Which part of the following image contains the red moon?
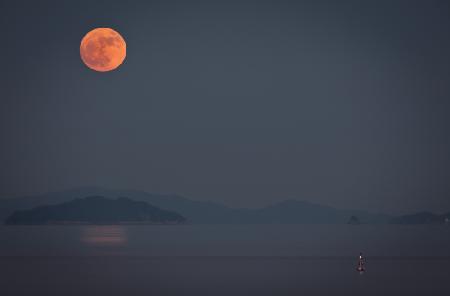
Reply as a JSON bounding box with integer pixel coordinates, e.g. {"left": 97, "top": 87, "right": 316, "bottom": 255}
{"left": 80, "top": 28, "right": 126, "bottom": 72}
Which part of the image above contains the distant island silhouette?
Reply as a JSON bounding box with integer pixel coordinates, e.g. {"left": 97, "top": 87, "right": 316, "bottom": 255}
{"left": 1, "top": 187, "right": 449, "bottom": 225}
{"left": 389, "top": 211, "right": 450, "bottom": 225}
{"left": 347, "top": 215, "right": 361, "bottom": 225}
{"left": 5, "top": 196, "right": 186, "bottom": 225}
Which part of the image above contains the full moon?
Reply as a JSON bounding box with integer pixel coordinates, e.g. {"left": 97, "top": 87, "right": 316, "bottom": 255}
{"left": 80, "top": 28, "right": 126, "bottom": 72}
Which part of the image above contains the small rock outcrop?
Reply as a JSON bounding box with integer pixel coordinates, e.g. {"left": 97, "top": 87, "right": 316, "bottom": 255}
{"left": 348, "top": 215, "right": 361, "bottom": 225}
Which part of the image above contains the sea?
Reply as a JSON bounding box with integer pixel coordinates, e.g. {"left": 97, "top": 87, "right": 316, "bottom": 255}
{"left": 1, "top": 224, "right": 449, "bottom": 295}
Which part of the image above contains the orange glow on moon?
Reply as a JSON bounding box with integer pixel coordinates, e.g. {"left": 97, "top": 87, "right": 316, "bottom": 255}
{"left": 80, "top": 28, "right": 126, "bottom": 72}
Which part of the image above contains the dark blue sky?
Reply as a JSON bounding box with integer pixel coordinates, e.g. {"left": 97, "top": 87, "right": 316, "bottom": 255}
{"left": 1, "top": 0, "right": 450, "bottom": 214}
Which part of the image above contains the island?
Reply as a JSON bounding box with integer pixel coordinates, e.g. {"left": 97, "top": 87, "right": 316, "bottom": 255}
{"left": 389, "top": 211, "right": 450, "bottom": 224}
{"left": 347, "top": 215, "right": 361, "bottom": 225}
{"left": 4, "top": 196, "right": 186, "bottom": 225}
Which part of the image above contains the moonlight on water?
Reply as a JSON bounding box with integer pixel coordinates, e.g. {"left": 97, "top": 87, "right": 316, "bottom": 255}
{"left": 80, "top": 28, "right": 126, "bottom": 72}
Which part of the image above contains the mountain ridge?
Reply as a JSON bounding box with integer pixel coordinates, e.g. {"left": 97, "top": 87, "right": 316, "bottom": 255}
{"left": 5, "top": 196, "right": 186, "bottom": 225}
{"left": 0, "top": 187, "right": 391, "bottom": 224}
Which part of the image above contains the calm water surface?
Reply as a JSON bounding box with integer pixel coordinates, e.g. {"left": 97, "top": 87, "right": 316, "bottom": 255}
{"left": 1, "top": 225, "right": 449, "bottom": 295}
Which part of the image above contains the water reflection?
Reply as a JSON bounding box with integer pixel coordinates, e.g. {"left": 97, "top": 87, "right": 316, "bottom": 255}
{"left": 81, "top": 226, "right": 128, "bottom": 246}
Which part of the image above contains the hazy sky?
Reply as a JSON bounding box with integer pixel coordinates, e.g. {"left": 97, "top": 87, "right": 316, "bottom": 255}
{"left": 1, "top": 0, "right": 450, "bottom": 214}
